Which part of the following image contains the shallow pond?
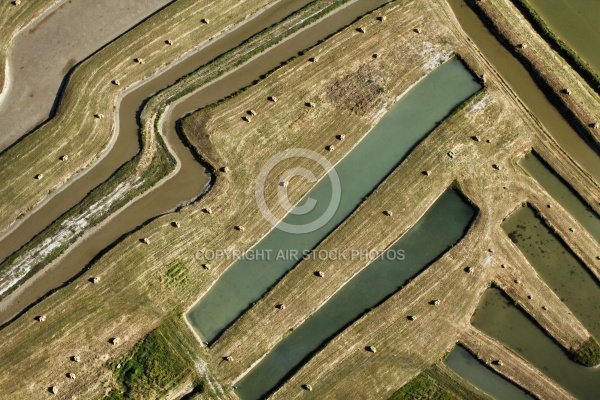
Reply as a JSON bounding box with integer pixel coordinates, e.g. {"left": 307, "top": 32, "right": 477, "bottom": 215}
{"left": 236, "top": 189, "right": 475, "bottom": 399}
{"left": 503, "top": 204, "right": 600, "bottom": 339}
{"left": 520, "top": 152, "right": 600, "bottom": 241}
{"left": 472, "top": 289, "right": 600, "bottom": 399}
{"left": 527, "top": 0, "right": 600, "bottom": 74}
{"left": 187, "top": 58, "right": 481, "bottom": 343}
{"left": 445, "top": 345, "right": 533, "bottom": 400}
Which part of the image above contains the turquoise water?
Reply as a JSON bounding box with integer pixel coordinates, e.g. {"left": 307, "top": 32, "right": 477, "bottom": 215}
{"left": 445, "top": 345, "right": 533, "bottom": 400}
{"left": 236, "top": 189, "right": 475, "bottom": 399}
{"left": 187, "top": 58, "right": 481, "bottom": 343}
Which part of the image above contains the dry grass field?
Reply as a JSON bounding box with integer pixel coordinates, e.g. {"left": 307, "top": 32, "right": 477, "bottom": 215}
{"left": 0, "top": 0, "right": 277, "bottom": 235}
{"left": 0, "top": 0, "right": 597, "bottom": 399}
{"left": 0, "top": 0, "right": 356, "bottom": 303}
{"left": 471, "top": 0, "right": 600, "bottom": 150}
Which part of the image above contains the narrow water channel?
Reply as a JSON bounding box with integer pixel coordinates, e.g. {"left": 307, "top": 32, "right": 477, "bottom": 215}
{"left": 472, "top": 289, "right": 600, "bottom": 400}
{"left": 503, "top": 204, "right": 600, "bottom": 339}
{"left": 445, "top": 345, "right": 533, "bottom": 400}
{"left": 0, "top": 0, "right": 394, "bottom": 323}
{"left": 526, "top": 0, "right": 600, "bottom": 75}
{"left": 447, "top": 0, "right": 600, "bottom": 182}
{"left": 0, "top": 0, "right": 318, "bottom": 267}
{"left": 187, "top": 58, "right": 482, "bottom": 343}
{"left": 520, "top": 152, "right": 600, "bottom": 241}
{"left": 235, "top": 189, "right": 475, "bottom": 400}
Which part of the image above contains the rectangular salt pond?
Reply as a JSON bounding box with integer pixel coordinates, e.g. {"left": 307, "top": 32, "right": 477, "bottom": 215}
{"left": 235, "top": 189, "right": 475, "bottom": 399}
{"left": 187, "top": 58, "right": 481, "bottom": 343}
{"left": 503, "top": 204, "right": 600, "bottom": 339}
{"left": 520, "top": 152, "right": 600, "bottom": 241}
{"left": 445, "top": 345, "right": 533, "bottom": 400}
{"left": 472, "top": 289, "right": 600, "bottom": 400}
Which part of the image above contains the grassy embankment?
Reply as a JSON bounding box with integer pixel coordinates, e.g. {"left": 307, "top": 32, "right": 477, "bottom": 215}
{"left": 571, "top": 337, "right": 600, "bottom": 367}
{"left": 389, "top": 364, "right": 492, "bottom": 400}
{"left": 105, "top": 316, "right": 209, "bottom": 399}
{"left": 0, "top": 0, "right": 277, "bottom": 235}
{"left": 510, "top": 0, "right": 600, "bottom": 93}
{"left": 468, "top": 0, "right": 600, "bottom": 151}
{"left": 0, "top": 0, "right": 357, "bottom": 301}
{"left": 488, "top": 283, "right": 600, "bottom": 368}
{"left": 0, "top": 0, "right": 596, "bottom": 398}
{"left": 487, "top": 192, "right": 600, "bottom": 367}
{"left": 461, "top": 326, "right": 575, "bottom": 399}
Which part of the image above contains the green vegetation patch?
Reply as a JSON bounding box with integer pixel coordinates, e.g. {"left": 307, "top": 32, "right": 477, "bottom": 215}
{"left": 571, "top": 336, "right": 600, "bottom": 367}
{"left": 110, "top": 323, "right": 198, "bottom": 399}
{"left": 390, "top": 364, "right": 491, "bottom": 400}
{"left": 163, "top": 261, "right": 189, "bottom": 288}
{"left": 391, "top": 373, "right": 457, "bottom": 400}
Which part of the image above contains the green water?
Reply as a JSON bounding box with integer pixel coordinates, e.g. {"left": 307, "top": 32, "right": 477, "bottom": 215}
{"left": 504, "top": 204, "right": 600, "bottom": 339}
{"left": 445, "top": 346, "right": 533, "bottom": 400}
{"left": 472, "top": 289, "right": 600, "bottom": 399}
{"left": 187, "top": 58, "right": 481, "bottom": 343}
{"left": 236, "top": 189, "right": 475, "bottom": 399}
{"left": 527, "top": 0, "right": 600, "bottom": 75}
{"left": 520, "top": 152, "right": 600, "bottom": 241}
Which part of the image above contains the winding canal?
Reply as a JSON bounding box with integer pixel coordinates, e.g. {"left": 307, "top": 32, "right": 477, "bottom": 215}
{"left": 0, "top": 0, "right": 393, "bottom": 323}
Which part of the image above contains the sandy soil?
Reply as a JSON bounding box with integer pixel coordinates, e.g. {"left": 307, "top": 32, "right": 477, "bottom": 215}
{"left": 0, "top": 0, "right": 172, "bottom": 151}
